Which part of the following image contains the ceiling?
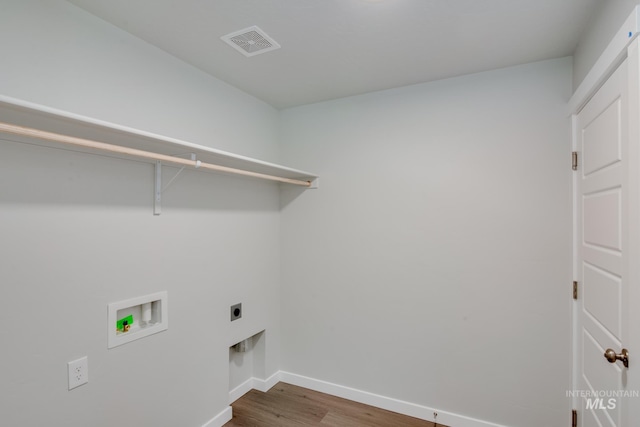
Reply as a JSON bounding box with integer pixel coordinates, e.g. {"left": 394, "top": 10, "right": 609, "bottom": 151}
{"left": 66, "top": 0, "right": 599, "bottom": 109}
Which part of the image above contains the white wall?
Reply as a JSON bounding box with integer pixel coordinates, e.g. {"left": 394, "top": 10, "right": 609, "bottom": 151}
{"left": 0, "top": 1, "right": 281, "bottom": 426}
{"left": 279, "top": 58, "right": 573, "bottom": 427}
{"left": 0, "top": 0, "right": 279, "bottom": 162}
{"left": 0, "top": 1, "right": 580, "bottom": 426}
{"left": 573, "top": 0, "right": 640, "bottom": 90}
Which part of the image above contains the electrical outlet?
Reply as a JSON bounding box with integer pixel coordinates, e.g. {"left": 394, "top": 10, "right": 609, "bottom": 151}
{"left": 68, "top": 356, "right": 88, "bottom": 390}
{"left": 230, "top": 303, "right": 242, "bottom": 321}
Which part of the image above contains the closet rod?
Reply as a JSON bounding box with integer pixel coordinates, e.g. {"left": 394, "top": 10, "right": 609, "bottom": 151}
{"left": 0, "top": 121, "right": 312, "bottom": 187}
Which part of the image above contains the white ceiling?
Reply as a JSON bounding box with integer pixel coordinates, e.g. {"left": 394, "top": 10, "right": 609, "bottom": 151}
{"left": 66, "top": 0, "right": 599, "bottom": 109}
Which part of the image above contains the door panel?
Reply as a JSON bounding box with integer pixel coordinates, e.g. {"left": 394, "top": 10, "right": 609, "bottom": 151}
{"left": 583, "top": 263, "right": 621, "bottom": 338}
{"left": 582, "top": 99, "right": 622, "bottom": 176}
{"left": 582, "top": 245, "right": 621, "bottom": 275}
{"left": 583, "top": 190, "right": 621, "bottom": 251}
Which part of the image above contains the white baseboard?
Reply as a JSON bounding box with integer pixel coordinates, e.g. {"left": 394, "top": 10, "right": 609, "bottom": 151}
{"left": 253, "top": 371, "right": 282, "bottom": 392}
{"left": 229, "top": 378, "right": 254, "bottom": 404}
{"left": 201, "top": 405, "right": 232, "bottom": 427}
{"left": 229, "top": 371, "right": 282, "bottom": 404}
{"left": 279, "top": 371, "right": 509, "bottom": 427}
{"left": 226, "top": 370, "right": 507, "bottom": 427}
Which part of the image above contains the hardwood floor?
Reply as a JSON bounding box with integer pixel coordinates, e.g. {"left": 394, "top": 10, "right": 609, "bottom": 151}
{"left": 224, "top": 382, "right": 444, "bottom": 427}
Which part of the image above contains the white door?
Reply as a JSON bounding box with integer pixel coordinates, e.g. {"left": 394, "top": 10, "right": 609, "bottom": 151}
{"left": 574, "top": 39, "right": 640, "bottom": 427}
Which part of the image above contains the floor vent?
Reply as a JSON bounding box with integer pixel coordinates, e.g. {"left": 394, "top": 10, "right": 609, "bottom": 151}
{"left": 221, "top": 26, "right": 281, "bottom": 57}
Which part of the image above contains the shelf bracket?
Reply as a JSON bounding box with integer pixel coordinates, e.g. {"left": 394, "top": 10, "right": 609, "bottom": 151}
{"left": 154, "top": 153, "right": 198, "bottom": 216}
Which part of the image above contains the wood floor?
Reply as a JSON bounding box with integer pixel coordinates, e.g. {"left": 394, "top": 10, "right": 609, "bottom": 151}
{"left": 224, "top": 382, "right": 444, "bottom": 427}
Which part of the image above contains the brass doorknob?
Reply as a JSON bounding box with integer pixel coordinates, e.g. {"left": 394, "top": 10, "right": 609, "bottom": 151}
{"left": 604, "top": 348, "right": 629, "bottom": 368}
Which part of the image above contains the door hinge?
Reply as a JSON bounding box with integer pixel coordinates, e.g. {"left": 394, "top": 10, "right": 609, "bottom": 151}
{"left": 572, "top": 409, "right": 577, "bottom": 427}
{"left": 572, "top": 151, "right": 578, "bottom": 171}
{"left": 573, "top": 281, "right": 578, "bottom": 300}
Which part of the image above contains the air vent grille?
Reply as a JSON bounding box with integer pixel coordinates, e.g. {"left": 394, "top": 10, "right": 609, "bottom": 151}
{"left": 221, "top": 26, "right": 281, "bottom": 57}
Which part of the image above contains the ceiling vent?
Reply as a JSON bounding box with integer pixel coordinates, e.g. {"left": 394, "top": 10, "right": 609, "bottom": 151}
{"left": 221, "top": 26, "right": 281, "bottom": 57}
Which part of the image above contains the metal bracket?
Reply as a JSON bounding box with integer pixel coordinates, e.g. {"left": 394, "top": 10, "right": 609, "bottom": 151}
{"left": 154, "top": 153, "right": 197, "bottom": 216}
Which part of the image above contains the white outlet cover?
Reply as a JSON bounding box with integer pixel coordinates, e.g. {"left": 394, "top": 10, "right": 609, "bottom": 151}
{"left": 68, "top": 356, "right": 88, "bottom": 390}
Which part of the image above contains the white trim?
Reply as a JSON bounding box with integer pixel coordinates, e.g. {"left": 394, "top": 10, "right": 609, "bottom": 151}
{"left": 229, "top": 378, "right": 255, "bottom": 404}
{"left": 201, "top": 406, "right": 232, "bottom": 427}
{"left": 253, "top": 371, "right": 282, "bottom": 392}
{"left": 569, "top": 6, "right": 640, "bottom": 114}
{"left": 227, "top": 370, "right": 508, "bottom": 426}
{"left": 229, "top": 372, "right": 282, "bottom": 404}
{"left": 571, "top": 113, "right": 579, "bottom": 413}
{"left": 624, "top": 37, "right": 640, "bottom": 425}
{"left": 279, "top": 371, "right": 509, "bottom": 427}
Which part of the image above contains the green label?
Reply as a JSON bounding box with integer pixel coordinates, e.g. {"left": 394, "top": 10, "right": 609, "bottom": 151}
{"left": 116, "top": 314, "right": 134, "bottom": 331}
